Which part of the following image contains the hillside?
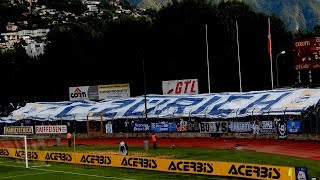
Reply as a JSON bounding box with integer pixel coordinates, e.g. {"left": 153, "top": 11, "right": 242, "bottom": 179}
{"left": 128, "top": 0, "right": 320, "bottom": 32}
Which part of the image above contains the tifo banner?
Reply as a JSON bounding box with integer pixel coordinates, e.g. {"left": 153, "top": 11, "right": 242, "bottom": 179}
{"left": 98, "top": 84, "right": 130, "bottom": 100}
{"left": 9, "top": 88, "right": 320, "bottom": 121}
{"left": 176, "top": 118, "right": 188, "bottom": 132}
{"left": 200, "top": 122, "right": 228, "bottom": 133}
{"left": 105, "top": 122, "right": 113, "bottom": 133}
{"left": 187, "top": 119, "right": 200, "bottom": 132}
{"left": 69, "top": 86, "right": 99, "bottom": 101}
{"left": 259, "top": 121, "right": 276, "bottom": 134}
{"left": 162, "top": 79, "right": 199, "bottom": 95}
{"left": 228, "top": 121, "right": 253, "bottom": 133}
{"left": 35, "top": 125, "right": 67, "bottom": 134}
{"left": 0, "top": 148, "right": 296, "bottom": 180}
{"left": 151, "top": 121, "right": 176, "bottom": 133}
{"left": 277, "top": 120, "right": 287, "bottom": 139}
{"left": 287, "top": 120, "right": 301, "bottom": 133}
{"left": 4, "top": 126, "right": 34, "bottom": 134}
{"left": 133, "top": 122, "right": 150, "bottom": 132}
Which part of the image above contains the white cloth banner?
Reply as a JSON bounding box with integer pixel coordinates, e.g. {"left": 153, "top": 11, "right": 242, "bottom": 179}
{"left": 8, "top": 88, "right": 320, "bottom": 121}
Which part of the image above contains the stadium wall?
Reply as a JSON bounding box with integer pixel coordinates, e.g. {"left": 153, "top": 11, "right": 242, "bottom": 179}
{"left": 24, "top": 132, "right": 320, "bottom": 141}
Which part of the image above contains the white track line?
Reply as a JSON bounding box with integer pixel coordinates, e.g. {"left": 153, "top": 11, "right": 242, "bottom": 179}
{"left": 0, "top": 172, "right": 52, "bottom": 179}
{"left": 0, "top": 163, "right": 134, "bottom": 180}
{"left": 31, "top": 168, "right": 135, "bottom": 180}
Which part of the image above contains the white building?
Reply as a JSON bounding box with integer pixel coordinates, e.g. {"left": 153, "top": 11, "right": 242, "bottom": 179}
{"left": 18, "top": 29, "right": 50, "bottom": 38}
{"left": 87, "top": 4, "right": 98, "bottom": 12}
{"left": 23, "top": 42, "right": 45, "bottom": 57}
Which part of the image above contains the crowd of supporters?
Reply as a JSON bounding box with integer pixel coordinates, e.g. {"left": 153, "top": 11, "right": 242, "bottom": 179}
{"left": 0, "top": 101, "right": 27, "bottom": 117}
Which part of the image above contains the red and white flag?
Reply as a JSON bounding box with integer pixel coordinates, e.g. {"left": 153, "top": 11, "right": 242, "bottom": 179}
{"left": 268, "top": 17, "right": 274, "bottom": 89}
{"left": 268, "top": 17, "right": 272, "bottom": 55}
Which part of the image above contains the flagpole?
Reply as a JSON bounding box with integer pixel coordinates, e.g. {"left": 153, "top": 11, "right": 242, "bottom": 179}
{"left": 205, "top": 24, "right": 211, "bottom": 93}
{"left": 236, "top": 21, "right": 242, "bottom": 92}
{"left": 268, "top": 18, "right": 274, "bottom": 89}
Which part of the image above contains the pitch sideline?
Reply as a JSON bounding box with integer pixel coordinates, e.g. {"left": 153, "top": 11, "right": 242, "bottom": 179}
{"left": 0, "top": 162, "right": 134, "bottom": 180}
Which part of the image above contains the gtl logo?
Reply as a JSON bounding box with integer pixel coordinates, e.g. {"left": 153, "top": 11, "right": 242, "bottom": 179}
{"left": 167, "top": 80, "right": 197, "bottom": 94}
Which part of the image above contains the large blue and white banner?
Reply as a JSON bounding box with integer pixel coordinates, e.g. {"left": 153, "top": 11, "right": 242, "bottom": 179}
{"left": 7, "top": 88, "right": 320, "bottom": 121}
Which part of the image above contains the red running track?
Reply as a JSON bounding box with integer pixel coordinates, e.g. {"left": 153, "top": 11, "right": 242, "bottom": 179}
{"left": 46, "top": 138, "right": 320, "bottom": 161}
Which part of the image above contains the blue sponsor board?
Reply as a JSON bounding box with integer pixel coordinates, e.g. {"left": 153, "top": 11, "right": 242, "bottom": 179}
{"left": 287, "top": 120, "right": 301, "bottom": 133}
{"left": 151, "top": 121, "right": 177, "bottom": 133}
{"left": 133, "top": 122, "right": 151, "bottom": 132}
{"left": 228, "top": 121, "right": 253, "bottom": 133}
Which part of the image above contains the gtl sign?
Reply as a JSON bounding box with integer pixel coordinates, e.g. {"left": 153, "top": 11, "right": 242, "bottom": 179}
{"left": 163, "top": 79, "right": 198, "bottom": 95}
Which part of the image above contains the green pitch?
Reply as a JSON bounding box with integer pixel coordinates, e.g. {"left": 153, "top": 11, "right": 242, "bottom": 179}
{"left": 0, "top": 145, "right": 319, "bottom": 179}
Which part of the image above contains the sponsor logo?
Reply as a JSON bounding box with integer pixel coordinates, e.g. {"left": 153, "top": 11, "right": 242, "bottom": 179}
{"left": 168, "top": 161, "right": 214, "bottom": 173}
{"left": 71, "top": 88, "right": 86, "bottom": 98}
{"left": 0, "top": 149, "right": 9, "bottom": 156}
{"left": 4, "top": 126, "right": 33, "bottom": 134}
{"left": 228, "top": 164, "right": 280, "bottom": 179}
{"left": 45, "top": 152, "right": 72, "bottom": 162}
{"left": 15, "top": 150, "right": 38, "bottom": 160}
{"left": 165, "top": 80, "right": 197, "bottom": 94}
{"left": 80, "top": 155, "right": 111, "bottom": 165}
{"left": 35, "top": 125, "right": 67, "bottom": 134}
{"left": 121, "top": 157, "right": 157, "bottom": 169}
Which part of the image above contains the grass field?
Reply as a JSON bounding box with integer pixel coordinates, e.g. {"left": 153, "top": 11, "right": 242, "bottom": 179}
{"left": 0, "top": 145, "right": 319, "bottom": 179}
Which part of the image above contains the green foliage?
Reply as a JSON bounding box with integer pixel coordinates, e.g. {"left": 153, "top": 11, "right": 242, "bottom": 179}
{"left": 134, "top": 0, "right": 320, "bottom": 32}
{"left": 0, "top": 44, "right": 32, "bottom": 65}
{"left": 0, "top": 1, "right": 29, "bottom": 23}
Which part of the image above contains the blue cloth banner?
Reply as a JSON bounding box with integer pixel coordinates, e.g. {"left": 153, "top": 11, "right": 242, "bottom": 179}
{"left": 151, "top": 121, "right": 176, "bottom": 133}
{"left": 287, "top": 120, "right": 301, "bottom": 133}
{"left": 133, "top": 122, "right": 151, "bottom": 132}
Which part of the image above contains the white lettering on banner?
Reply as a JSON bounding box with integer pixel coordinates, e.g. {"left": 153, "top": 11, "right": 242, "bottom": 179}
{"left": 162, "top": 79, "right": 199, "bottom": 95}
{"left": 200, "top": 122, "right": 228, "bottom": 133}
{"left": 228, "top": 122, "right": 252, "bottom": 132}
{"left": 10, "top": 89, "right": 320, "bottom": 121}
{"left": 260, "top": 121, "right": 273, "bottom": 130}
{"left": 259, "top": 121, "right": 276, "bottom": 134}
{"left": 35, "top": 125, "right": 67, "bottom": 134}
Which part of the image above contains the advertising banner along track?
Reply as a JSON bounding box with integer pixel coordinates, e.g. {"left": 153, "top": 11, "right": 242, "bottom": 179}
{"left": 0, "top": 148, "right": 296, "bottom": 180}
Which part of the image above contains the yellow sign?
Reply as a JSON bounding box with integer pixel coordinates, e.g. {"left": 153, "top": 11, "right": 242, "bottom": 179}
{"left": 98, "top": 84, "right": 130, "bottom": 89}
{"left": 0, "top": 148, "right": 295, "bottom": 180}
{"left": 4, "top": 126, "right": 34, "bottom": 134}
